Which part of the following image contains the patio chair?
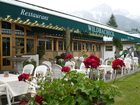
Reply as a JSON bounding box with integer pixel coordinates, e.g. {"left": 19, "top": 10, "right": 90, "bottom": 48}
{"left": 42, "top": 61, "right": 52, "bottom": 70}
{"left": 33, "top": 65, "right": 49, "bottom": 78}
{"left": 51, "top": 64, "right": 63, "bottom": 80}
{"left": 124, "top": 58, "right": 132, "bottom": 73}
{"left": 77, "top": 62, "right": 89, "bottom": 75}
{"left": 0, "top": 84, "right": 11, "bottom": 105}
{"left": 65, "top": 61, "right": 75, "bottom": 70}
{"left": 22, "top": 64, "right": 34, "bottom": 75}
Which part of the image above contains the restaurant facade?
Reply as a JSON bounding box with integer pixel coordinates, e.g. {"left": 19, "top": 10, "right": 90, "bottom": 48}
{"left": 0, "top": 0, "right": 140, "bottom": 70}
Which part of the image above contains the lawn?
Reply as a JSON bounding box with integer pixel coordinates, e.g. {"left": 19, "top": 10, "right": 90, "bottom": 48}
{"left": 112, "top": 71, "right": 140, "bottom": 105}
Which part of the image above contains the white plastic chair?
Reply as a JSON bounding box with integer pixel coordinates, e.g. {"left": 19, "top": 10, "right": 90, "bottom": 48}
{"left": 124, "top": 58, "right": 132, "bottom": 73}
{"left": 42, "top": 61, "right": 52, "bottom": 70}
{"left": 79, "top": 57, "right": 84, "bottom": 61}
{"left": 0, "top": 84, "right": 11, "bottom": 105}
{"left": 74, "top": 56, "right": 79, "bottom": 60}
{"left": 65, "top": 61, "right": 75, "bottom": 70}
{"left": 33, "top": 65, "right": 49, "bottom": 77}
{"left": 133, "top": 57, "right": 139, "bottom": 70}
{"left": 22, "top": 64, "right": 34, "bottom": 75}
{"left": 77, "top": 62, "right": 89, "bottom": 74}
{"left": 51, "top": 64, "right": 63, "bottom": 79}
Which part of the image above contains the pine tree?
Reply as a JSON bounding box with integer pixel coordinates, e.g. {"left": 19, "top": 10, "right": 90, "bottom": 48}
{"left": 107, "top": 14, "right": 122, "bottom": 59}
{"left": 107, "top": 14, "right": 118, "bottom": 28}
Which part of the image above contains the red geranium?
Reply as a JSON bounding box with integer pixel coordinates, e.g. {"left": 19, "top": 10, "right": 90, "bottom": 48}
{"left": 19, "top": 98, "right": 28, "bottom": 105}
{"left": 35, "top": 95, "right": 43, "bottom": 104}
{"left": 18, "top": 73, "right": 30, "bottom": 81}
{"left": 61, "top": 66, "right": 71, "bottom": 72}
{"left": 112, "top": 59, "right": 125, "bottom": 70}
{"left": 64, "top": 53, "right": 73, "bottom": 60}
{"left": 83, "top": 54, "right": 100, "bottom": 69}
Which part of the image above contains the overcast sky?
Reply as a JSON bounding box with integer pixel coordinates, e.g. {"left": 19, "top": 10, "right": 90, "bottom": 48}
{"left": 19, "top": 0, "right": 140, "bottom": 16}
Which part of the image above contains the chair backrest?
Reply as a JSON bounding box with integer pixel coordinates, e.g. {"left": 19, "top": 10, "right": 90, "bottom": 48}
{"left": 79, "top": 57, "right": 84, "bottom": 61}
{"left": 100, "top": 58, "right": 104, "bottom": 65}
{"left": 74, "top": 56, "right": 79, "bottom": 60}
{"left": 105, "top": 59, "right": 113, "bottom": 65}
{"left": 124, "top": 58, "right": 132, "bottom": 69}
{"left": 42, "top": 61, "right": 52, "bottom": 70}
{"left": 33, "top": 65, "right": 48, "bottom": 77}
{"left": 65, "top": 61, "right": 75, "bottom": 70}
{"left": 22, "top": 64, "right": 34, "bottom": 74}
{"left": 80, "top": 62, "right": 86, "bottom": 70}
{"left": 0, "top": 84, "right": 11, "bottom": 105}
{"left": 51, "top": 64, "right": 63, "bottom": 79}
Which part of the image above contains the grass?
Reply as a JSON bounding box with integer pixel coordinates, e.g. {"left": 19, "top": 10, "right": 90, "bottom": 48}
{"left": 111, "top": 71, "right": 140, "bottom": 105}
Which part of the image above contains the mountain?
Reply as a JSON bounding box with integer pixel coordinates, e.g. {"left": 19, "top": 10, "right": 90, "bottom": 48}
{"left": 115, "top": 15, "right": 140, "bottom": 31}
{"left": 70, "top": 4, "right": 140, "bottom": 32}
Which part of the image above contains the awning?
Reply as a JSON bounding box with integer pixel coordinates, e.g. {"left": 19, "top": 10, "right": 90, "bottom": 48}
{"left": 0, "top": 0, "right": 140, "bottom": 43}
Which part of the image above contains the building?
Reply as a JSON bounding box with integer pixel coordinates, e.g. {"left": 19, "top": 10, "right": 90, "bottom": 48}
{"left": 0, "top": 0, "right": 140, "bottom": 70}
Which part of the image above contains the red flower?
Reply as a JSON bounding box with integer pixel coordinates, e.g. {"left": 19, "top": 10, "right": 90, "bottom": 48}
{"left": 18, "top": 73, "right": 30, "bottom": 81}
{"left": 64, "top": 53, "right": 73, "bottom": 60}
{"left": 112, "top": 59, "right": 125, "bottom": 70}
{"left": 61, "top": 66, "right": 71, "bottom": 72}
{"left": 35, "top": 95, "right": 43, "bottom": 104}
{"left": 19, "top": 98, "right": 28, "bottom": 105}
{"left": 83, "top": 54, "right": 100, "bottom": 69}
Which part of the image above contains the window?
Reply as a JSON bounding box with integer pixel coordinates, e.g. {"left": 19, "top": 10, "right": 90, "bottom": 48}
{"left": 58, "top": 40, "right": 63, "bottom": 50}
{"left": 46, "top": 39, "right": 52, "bottom": 50}
{"left": 15, "top": 25, "right": 24, "bottom": 36}
{"left": 105, "top": 46, "right": 113, "bottom": 51}
{"left": 86, "top": 43, "right": 92, "bottom": 51}
{"left": 77, "top": 42, "right": 81, "bottom": 50}
{"left": 27, "top": 29, "right": 34, "bottom": 37}
{"left": 53, "top": 39, "right": 57, "bottom": 51}
{"left": 96, "top": 45, "right": 101, "bottom": 52}
{"left": 74, "top": 42, "right": 77, "bottom": 51}
{"left": 27, "top": 39, "right": 34, "bottom": 54}
{"left": 2, "top": 21, "right": 11, "bottom": 34}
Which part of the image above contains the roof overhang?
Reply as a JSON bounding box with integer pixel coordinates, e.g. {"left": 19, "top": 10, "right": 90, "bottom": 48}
{"left": 0, "top": 0, "right": 140, "bottom": 43}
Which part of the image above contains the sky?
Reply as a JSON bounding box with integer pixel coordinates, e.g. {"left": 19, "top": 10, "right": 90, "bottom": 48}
{"left": 19, "top": 0, "right": 140, "bottom": 16}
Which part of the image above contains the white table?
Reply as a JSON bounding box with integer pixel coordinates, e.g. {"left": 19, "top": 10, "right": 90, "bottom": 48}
{"left": 0, "top": 74, "right": 29, "bottom": 98}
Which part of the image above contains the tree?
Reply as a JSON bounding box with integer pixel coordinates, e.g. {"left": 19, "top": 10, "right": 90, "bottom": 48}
{"left": 107, "top": 14, "right": 122, "bottom": 59}
{"left": 107, "top": 14, "right": 118, "bottom": 28}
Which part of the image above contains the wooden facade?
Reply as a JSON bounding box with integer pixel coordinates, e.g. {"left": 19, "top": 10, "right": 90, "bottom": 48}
{"left": 0, "top": 21, "right": 103, "bottom": 70}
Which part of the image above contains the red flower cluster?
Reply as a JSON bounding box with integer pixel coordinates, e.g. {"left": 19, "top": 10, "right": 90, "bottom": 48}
{"left": 83, "top": 54, "right": 100, "bottom": 69}
{"left": 19, "top": 98, "right": 28, "bottom": 105}
{"left": 18, "top": 73, "right": 30, "bottom": 81}
{"left": 35, "top": 95, "right": 43, "bottom": 104}
{"left": 61, "top": 66, "right": 71, "bottom": 72}
{"left": 64, "top": 53, "right": 73, "bottom": 60}
{"left": 112, "top": 59, "right": 125, "bottom": 70}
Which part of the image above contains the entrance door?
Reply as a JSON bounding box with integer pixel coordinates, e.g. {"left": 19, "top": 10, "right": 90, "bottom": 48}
{"left": 0, "top": 36, "right": 12, "bottom": 70}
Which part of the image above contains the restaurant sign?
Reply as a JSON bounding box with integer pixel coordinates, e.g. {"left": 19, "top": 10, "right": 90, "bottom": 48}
{"left": 88, "top": 25, "right": 114, "bottom": 37}
{"left": 20, "top": 9, "right": 49, "bottom": 21}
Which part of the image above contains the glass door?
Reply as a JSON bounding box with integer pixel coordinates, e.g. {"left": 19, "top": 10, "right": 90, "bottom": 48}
{"left": 1, "top": 36, "right": 12, "bottom": 70}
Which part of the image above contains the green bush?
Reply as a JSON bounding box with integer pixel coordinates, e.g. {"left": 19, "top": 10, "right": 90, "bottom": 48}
{"left": 28, "top": 71, "right": 120, "bottom": 105}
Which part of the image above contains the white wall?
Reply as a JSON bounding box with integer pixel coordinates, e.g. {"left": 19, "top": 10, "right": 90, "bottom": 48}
{"left": 103, "top": 45, "right": 115, "bottom": 60}
{"left": 102, "top": 43, "right": 135, "bottom": 60}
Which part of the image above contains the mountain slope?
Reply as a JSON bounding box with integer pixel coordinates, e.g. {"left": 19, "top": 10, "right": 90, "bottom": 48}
{"left": 70, "top": 4, "right": 140, "bottom": 32}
